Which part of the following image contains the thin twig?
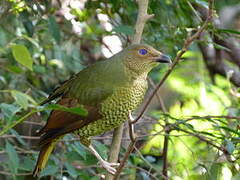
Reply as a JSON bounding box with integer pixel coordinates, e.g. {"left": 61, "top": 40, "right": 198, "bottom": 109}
{"left": 0, "top": 134, "right": 39, "bottom": 139}
{"left": 131, "top": 0, "right": 214, "bottom": 124}
{"left": 176, "top": 127, "right": 228, "bottom": 154}
{"left": 112, "top": 140, "right": 136, "bottom": 180}
{"left": 132, "top": 0, "right": 154, "bottom": 43}
{"left": 162, "top": 127, "right": 170, "bottom": 179}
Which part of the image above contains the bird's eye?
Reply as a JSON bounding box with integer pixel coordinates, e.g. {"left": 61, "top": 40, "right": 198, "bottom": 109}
{"left": 138, "top": 49, "right": 148, "bottom": 55}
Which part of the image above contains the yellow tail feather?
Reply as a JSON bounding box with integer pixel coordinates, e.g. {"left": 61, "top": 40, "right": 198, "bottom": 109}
{"left": 33, "top": 140, "right": 58, "bottom": 177}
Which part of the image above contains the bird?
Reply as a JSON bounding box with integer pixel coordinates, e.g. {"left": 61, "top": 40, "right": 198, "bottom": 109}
{"left": 33, "top": 44, "right": 171, "bottom": 176}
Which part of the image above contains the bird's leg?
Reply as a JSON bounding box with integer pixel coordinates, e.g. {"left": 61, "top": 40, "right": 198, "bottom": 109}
{"left": 128, "top": 111, "right": 135, "bottom": 122}
{"left": 128, "top": 111, "right": 136, "bottom": 141}
{"left": 88, "top": 145, "right": 119, "bottom": 175}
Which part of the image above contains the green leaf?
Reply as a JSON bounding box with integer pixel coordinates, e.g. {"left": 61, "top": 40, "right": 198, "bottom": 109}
{"left": 6, "top": 141, "right": 19, "bottom": 174}
{"left": 213, "top": 43, "right": 231, "bottom": 52}
{"left": 0, "top": 103, "right": 20, "bottom": 120}
{"left": 45, "top": 104, "right": 88, "bottom": 116}
{"left": 10, "top": 129, "right": 26, "bottom": 146}
{"left": 20, "top": 156, "right": 35, "bottom": 171}
{"left": 91, "top": 177, "right": 100, "bottom": 180}
{"left": 94, "top": 141, "right": 108, "bottom": 159}
{"left": 40, "top": 165, "right": 58, "bottom": 177}
{"left": 33, "top": 65, "right": 46, "bottom": 74}
{"left": 65, "top": 162, "right": 78, "bottom": 178}
{"left": 205, "top": 163, "right": 222, "bottom": 180}
{"left": 11, "top": 90, "right": 29, "bottom": 110}
{"left": 48, "top": 16, "right": 61, "bottom": 43}
{"left": 217, "top": 28, "right": 240, "bottom": 35}
{"left": 0, "top": 110, "right": 37, "bottom": 136}
{"left": 11, "top": 44, "right": 33, "bottom": 71}
{"left": 6, "top": 65, "right": 23, "bottom": 74}
{"left": 22, "top": 35, "right": 39, "bottom": 48}
{"left": 113, "top": 25, "right": 134, "bottom": 35}
{"left": 72, "top": 142, "right": 87, "bottom": 160}
{"left": 217, "top": 126, "right": 240, "bottom": 136}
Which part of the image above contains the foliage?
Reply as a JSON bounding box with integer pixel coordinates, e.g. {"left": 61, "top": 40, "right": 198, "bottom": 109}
{"left": 0, "top": 0, "right": 240, "bottom": 179}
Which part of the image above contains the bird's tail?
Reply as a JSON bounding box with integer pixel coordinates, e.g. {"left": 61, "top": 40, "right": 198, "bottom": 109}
{"left": 33, "top": 140, "right": 58, "bottom": 177}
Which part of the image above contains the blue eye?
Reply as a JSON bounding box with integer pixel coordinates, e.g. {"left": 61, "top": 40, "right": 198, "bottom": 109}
{"left": 139, "top": 49, "right": 148, "bottom": 55}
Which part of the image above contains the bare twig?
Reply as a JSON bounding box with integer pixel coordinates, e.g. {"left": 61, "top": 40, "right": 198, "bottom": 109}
{"left": 113, "top": 140, "right": 136, "bottom": 180}
{"left": 176, "top": 127, "right": 228, "bottom": 154}
{"left": 162, "top": 126, "right": 170, "bottom": 179}
{"left": 0, "top": 134, "right": 39, "bottom": 139}
{"left": 112, "top": 113, "right": 137, "bottom": 179}
{"left": 132, "top": 0, "right": 154, "bottom": 44}
{"left": 131, "top": 0, "right": 214, "bottom": 124}
{"left": 105, "top": 124, "right": 124, "bottom": 180}
{"left": 0, "top": 171, "right": 32, "bottom": 176}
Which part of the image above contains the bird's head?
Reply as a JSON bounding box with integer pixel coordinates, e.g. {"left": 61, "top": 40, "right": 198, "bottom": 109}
{"left": 120, "top": 44, "right": 171, "bottom": 76}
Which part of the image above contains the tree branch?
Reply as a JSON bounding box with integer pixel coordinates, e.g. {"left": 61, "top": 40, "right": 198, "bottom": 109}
{"left": 106, "top": 0, "right": 154, "bottom": 179}
{"left": 132, "top": 0, "right": 154, "bottom": 44}
{"left": 131, "top": 0, "right": 214, "bottom": 124}
{"left": 193, "top": 2, "right": 240, "bottom": 87}
{"left": 198, "top": 37, "right": 240, "bottom": 87}
{"left": 105, "top": 125, "right": 124, "bottom": 180}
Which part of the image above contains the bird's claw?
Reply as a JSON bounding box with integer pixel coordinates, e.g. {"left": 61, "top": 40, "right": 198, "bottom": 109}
{"left": 99, "top": 160, "right": 120, "bottom": 175}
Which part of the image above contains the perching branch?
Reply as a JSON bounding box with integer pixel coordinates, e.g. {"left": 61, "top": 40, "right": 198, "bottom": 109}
{"left": 107, "top": 0, "right": 153, "bottom": 179}
{"left": 105, "top": 125, "right": 124, "bottom": 180}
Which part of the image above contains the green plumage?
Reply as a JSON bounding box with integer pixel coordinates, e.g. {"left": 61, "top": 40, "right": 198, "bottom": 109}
{"left": 33, "top": 44, "right": 171, "bottom": 176}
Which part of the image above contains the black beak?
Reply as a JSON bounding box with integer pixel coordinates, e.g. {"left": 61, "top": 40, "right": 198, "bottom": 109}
{"left": 155, "top": 54, "right": 172, "bottom": 63}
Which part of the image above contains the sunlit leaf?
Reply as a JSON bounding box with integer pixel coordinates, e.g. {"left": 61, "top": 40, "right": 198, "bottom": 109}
{"left": 11, "top": 44, "right": 33, "bottom": 71}
{"left": 0, "top": 103, "right": 20, "bottom": 120}
{"left": 11, "top": 90, "right": 29, "bottom": 110}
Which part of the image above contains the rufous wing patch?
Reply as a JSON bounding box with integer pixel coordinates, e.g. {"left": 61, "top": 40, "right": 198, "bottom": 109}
{"left": 38, "top": 98, "right": 101, "bottom": 146}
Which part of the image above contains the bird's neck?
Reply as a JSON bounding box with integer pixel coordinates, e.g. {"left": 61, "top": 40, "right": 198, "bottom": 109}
{"left": 124, "top": 62, "right": 148, "bottom": 82}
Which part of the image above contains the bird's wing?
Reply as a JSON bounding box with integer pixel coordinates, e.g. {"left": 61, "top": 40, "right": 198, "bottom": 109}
{"left": 38, "top": 97, "right": 102, "bottom": 146}
{"left": 37, "top": 59, "right": 126, "bottom": 145}
{"left": 40, "top": 59, "right": 125, "bottom": 106}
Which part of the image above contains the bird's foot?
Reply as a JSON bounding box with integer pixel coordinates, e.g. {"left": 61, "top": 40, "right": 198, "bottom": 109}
{"left": 99, "top": 160, "right": 119, "bottom": 175}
